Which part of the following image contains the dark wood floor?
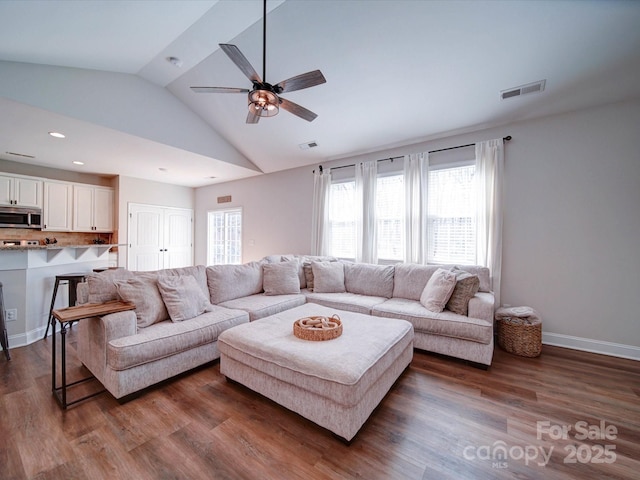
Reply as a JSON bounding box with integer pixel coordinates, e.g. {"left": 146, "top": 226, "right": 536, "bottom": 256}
{"left": 1, "top": 331, "right": 639, "bottom": 480}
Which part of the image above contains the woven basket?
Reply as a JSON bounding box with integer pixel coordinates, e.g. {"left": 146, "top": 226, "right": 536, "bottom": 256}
{"left": 293, "top": 315, "right": 342, "bottom": 341}
{"left": 497, "top": 316, "right": 542, "bottom": 357}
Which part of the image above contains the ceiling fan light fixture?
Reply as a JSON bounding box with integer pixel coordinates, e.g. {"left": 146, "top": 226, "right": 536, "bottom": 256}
{"left": 248, "top": 89, "right": 279, "bottom": 117}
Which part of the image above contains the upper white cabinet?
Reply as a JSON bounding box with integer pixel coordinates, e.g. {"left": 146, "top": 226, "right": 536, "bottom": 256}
{"left": 73, "top": 185, "right": 114, "bottom": 232}
{"left": 0, "top": 174, "right": 43, "bottom": 208}
{"left": 43, "top": 181, "right": 73, "bottom": 231}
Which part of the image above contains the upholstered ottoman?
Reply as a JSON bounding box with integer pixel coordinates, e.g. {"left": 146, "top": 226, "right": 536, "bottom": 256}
{"left": 218, "top": 303, "right": 414, "bottom": 441}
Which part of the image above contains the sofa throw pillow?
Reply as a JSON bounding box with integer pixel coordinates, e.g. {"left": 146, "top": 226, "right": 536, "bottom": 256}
{"left": 311, "top": 261, "right": 346, "bottom": 293}
{"left": 87, "top": 268, "right": 133, "bottom": 304}
{"left": 419, "top": 267, "right": 457, "bottom": 313}
{"left": 262, "top": 261, "right": 301, "bottom": 295}
{"left": 115, "top": 274, "right": 169, "bottom": 328}
{"left": 157, "top": 275, "right": 214, "bottom": 322}
{"left": 446, "top": 267, "right": 480, "bottom": 315}
{"left": 303, "top": 262, "right": 314, "bottom": 291}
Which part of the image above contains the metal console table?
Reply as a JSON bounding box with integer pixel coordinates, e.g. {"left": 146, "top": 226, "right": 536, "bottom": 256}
{"left": 52, "top": 300, "right": 135, "bottom": 409}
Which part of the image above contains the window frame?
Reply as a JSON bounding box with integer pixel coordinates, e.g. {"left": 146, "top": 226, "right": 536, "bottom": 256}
{"left": 427, "top": 158, "right": 477, "bottom": 265}
{"left": 207, "top": 207, "right": 243, "bottom": 265}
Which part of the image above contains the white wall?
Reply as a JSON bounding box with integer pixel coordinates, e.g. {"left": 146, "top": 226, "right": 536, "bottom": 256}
{"left": 194, "top": 167, "right": 313, "bottom": 265}
{"left": 117, "top": 176, "right": 195, "bottom": 267}
{"left": 194, "top": 99, "right": 640, "bottom": 357}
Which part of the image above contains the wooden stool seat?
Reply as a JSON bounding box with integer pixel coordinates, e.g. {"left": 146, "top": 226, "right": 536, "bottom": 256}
{"left": 43, "top": 274, "right": 87, "bottom": 339}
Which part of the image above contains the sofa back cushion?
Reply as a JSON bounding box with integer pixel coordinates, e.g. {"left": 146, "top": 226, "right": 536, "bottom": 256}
{"left": 311, "top": 261, "right": 346, "bottom": 293}
{"left": 262, "top": 261, "right": 301, "bottom": 295}
{"left": 392, "top": 264, "right": 441, "bottom": 301}
{"left": 86, "top": 268, "right": 134, "bottom": 303}
{"left": 344, "top": 263, "right": 395, "bottom": 298}
{"left": 156, "top": 265, "right": 209, "bottom": 298}
{"left": 207, "top": 262, "right": 264, "bottom": 304}
{"left": 393, "top": 263, "right": 491, "bottom": 300}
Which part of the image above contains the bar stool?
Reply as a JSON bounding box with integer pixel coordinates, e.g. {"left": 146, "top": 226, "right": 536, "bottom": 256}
{"left": 43, "top": 273, "right": 87, "bottom": 339}
{"left": 0, "top": 282, "right": 10, "bottom": 360}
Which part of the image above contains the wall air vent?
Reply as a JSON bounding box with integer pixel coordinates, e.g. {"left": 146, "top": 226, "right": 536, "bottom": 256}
{"left": 299, "top": 141, "right": 318, "bottom": 150}
{"left": 500, "top": 79, "right": 546, "bottom": 100}
{"left": 5, "top": 151, "right": 35, "bottom": 159}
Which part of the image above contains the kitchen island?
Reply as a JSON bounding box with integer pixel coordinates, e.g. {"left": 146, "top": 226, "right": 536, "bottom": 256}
{"left": 0, "top": 244, "right": 123, "bottom": 347}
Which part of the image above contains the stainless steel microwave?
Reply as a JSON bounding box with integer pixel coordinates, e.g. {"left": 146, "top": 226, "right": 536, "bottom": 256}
{"left": 0, "top": 206, "right": 42, "bottom": 229}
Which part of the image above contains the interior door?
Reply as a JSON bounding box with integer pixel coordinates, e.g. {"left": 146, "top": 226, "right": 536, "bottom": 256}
{"left": 163, "top": 208, "right": 193, "bottom": 268}
{"left": 128, "top": 204, "right": 164, "bottom": 271}
{"left": 128, "top": 203, "right": 193, "bottom": 271}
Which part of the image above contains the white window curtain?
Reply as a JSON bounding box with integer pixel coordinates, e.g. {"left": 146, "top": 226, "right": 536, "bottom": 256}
{"left": 311, "top": 169, "right": 331, "bottom": 256}
{"left": 475, "top": 138, "right": 504, "bottom": 307}
{"left": 404, "top": 152, "right": 429, "bottom": 264}
{"left": 355, "top": 161, "right": 377, "bottom": 263}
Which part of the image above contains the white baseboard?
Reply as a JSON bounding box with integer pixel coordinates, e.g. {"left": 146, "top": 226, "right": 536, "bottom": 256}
{"left": 8, "top": 325, "right": 54, "bottom": 349}
{"left": 542, "top": 332, "right": 640, "bottom": 361}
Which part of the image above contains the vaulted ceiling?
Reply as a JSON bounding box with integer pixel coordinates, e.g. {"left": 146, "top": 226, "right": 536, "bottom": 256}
{"left": 1, "top": 0, "right": 640, "bottom": 187}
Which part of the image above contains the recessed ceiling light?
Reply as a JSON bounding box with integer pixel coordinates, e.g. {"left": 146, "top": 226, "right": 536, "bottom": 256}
{"left": 167, "top": 56, "right": 183, "bottom": 68}
{"left": 72, "top": 161, "right": 84, "bottom": 165}
{"left": 49, "top": 131, "right": 65, "bottom": 138}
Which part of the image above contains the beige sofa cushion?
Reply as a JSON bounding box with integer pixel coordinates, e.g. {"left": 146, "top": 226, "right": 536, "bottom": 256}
{"left": 312, "top": 261, "right": 346, "bottom": 293}
{"left": 446, "top": 268, "right": 480, "bottom": 315}
{"left": 344, "top": 263, "right": 395, "bottom": 298}
{"left": 157, "top": 275, "right": 214, "bottom": 322}
{"left": 262, "top": 261, "right": 301, "bottom": 295}
{"left": 86, "top": 268, "right": 133, "bottom": 303}
{"left": 372, "top": 298, "right": 492, "bottom": 344}
{"left": 115, "top": 274, "right": 169, "bottom": 328}
{"left": 207, "top": 262, "right": 264, "bottom": 304}
{"left": 107, "top": 306, "right": 249, "bottom": 371}
{"left": 420, "top": 267, "right": 457, "bottom": 312}
{"left": 219, "top": 293, "right": 306, "bottom": 322}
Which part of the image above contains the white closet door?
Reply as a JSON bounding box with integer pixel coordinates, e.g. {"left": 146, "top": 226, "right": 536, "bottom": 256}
{"left": 128, "top": 203, "right": 193, "bottom": 271}
{"left": 128, "top": 204, "right": 164, "bottom": 271}
{"left": 163, "top": 208, "right": 193, "bottom": 269}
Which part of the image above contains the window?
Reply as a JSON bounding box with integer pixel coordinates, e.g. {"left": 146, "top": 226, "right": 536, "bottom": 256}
{"left": 325, "top": 157, "right": 478, "bottom": 265}
{"left": 427, "top": 162, "right": 476, "bottom": 265}
{"left": 328, "top": 181, "right": 356, "bottom": 259}
{"left": 207, "top": 208, "right": 242, "bottom": 265}
{"left": 376, "top": 174, "right": 405, "bottom": 262}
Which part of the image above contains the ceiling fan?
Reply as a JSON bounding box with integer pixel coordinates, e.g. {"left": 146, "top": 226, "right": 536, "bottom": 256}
{"left": 190, "top": 0, "right": 326, "bottom": 124}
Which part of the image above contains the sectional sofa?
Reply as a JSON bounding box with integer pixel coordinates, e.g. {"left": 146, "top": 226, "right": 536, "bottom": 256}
{"left": 76, "top": 256, "right": 494, "bottom": 400}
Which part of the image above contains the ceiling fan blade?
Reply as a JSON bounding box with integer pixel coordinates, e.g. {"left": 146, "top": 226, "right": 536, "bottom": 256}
{"left": 279, "top": 97, "right": 318, "bottom": 122}
{"left": 219, "top": 44, "right": 262, "bottom": 83}
{"left": 190, "top": 87, "right": 249, "bottom": 94}
{"left": 275, "top": 70, "right": 326, "bottom": 93}
{"left": 246, "top": 109, "right": 260, "bottom": 124}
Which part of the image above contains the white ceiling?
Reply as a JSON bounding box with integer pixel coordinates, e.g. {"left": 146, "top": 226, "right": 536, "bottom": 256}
{"left": 1, "top": 0, "right": 640, "bottom": 187}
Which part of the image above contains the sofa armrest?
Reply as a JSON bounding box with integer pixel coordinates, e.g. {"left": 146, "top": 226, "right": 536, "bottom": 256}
{"left": 77, "top": 311, "right": 137, "bottom": 382}
{"left": 468, "top": 292, "right": 495, "bottom": 323}
{"left": 101, "top": 311, "right": 138, "bottom": 341}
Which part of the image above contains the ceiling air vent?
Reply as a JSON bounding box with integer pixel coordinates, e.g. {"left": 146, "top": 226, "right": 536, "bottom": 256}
{"left": 5, "top": 151, "right": 35, "bottom": 159}
{"left": 500, "top": 79, "right": 546, "bottom": 100}
{"left": 299, "top": 140, "right": 318, "bottom": 150}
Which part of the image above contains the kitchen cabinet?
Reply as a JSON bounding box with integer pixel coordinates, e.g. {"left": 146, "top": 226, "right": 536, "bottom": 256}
{"left": 73, "top": 185, "right": 114, "bottom": 232}
{"left": 43, "top": 181, "right": 73, "bottom": 231}
{"left": 0, "top": 174, "right": 43, "bottom": 208}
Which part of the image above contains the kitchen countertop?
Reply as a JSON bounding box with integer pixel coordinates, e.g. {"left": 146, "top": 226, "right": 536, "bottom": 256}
{"left": 0, "top": 243, "right": 124, "bottom": 251}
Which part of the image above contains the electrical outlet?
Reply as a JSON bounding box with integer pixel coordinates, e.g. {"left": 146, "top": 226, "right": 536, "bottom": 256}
{"left": 5, "top": 308, "right": 17, "bottom": 322}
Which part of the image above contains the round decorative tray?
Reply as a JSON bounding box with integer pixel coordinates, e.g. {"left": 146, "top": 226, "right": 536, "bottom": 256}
{"left": 293, "top": 314, "right": 342, "bottom": 341}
